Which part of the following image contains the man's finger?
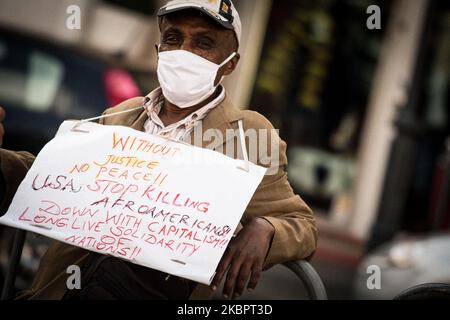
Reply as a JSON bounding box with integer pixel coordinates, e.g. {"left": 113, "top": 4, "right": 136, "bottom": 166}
{"left": 222, "top": 255, "right": 244, "bottom": 299}
{"left": 247, "top": 263, "right": 262, "bottom": 291}
{"left": 211, "top": 247, "right": 234, "bottom": 291}
{"left": 233, "top": 261, "right": 252, "bottom": 298}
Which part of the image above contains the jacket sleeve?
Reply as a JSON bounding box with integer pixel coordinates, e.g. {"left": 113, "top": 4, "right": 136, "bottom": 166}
{"left": 0, "top": 149, "right": 36, "bottom": 215}
{"left": 241, "top": 111, "right": 318, "bottom": 268}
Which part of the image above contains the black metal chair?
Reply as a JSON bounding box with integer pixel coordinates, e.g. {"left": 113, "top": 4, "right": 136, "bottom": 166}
{"left": 394, "top": 283, "right": 450, "bottom": 300}
{"left": 1, "top": 229, "right": 26, "bottom": 300}
{"left": 1, "top": 229, "right": 327, "bottom": 300}
{"left": 282, "top": 260, "right": 327, "bottom": 300}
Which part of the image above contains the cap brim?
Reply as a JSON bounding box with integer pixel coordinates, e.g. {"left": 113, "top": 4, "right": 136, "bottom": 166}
{"left": 157, "top": 6, "right": 234, "bottom": 30}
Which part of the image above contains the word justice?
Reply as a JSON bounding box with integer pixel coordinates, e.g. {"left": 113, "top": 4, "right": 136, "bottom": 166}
{"left": 93, "top": 155, "right": 160, "bottom": 170}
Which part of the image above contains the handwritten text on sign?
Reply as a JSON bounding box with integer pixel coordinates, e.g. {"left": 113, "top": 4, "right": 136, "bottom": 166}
{"left": 0, "top": 121, "right": 267, "bottom": 284}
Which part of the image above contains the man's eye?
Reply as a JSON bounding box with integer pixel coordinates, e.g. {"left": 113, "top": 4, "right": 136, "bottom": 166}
{"left": 163, "top": 37, "right": 179, "bottom": 44}
{"left": 198, "top": 40, "right": 213, "bottom": 49}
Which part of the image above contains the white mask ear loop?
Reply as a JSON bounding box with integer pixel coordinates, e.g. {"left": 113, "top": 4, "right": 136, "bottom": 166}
{"left": 219, "top": 52, "right": 237, "bottom": 68}
{"left": 217, "top": 52, "right": 237, "bottom": 84}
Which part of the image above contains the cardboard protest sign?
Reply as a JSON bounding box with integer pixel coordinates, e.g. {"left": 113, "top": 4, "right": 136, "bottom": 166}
{"left": 0, "top": 121, "right": 267, "bottom": 284}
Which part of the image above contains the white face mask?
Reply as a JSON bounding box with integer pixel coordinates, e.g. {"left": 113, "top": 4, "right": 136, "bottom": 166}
{"left": 157, "top": 48, "right": 236, "bottom": 108}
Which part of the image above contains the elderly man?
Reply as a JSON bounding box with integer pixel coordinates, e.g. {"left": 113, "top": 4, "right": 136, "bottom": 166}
{"left": 0, "top": 0, "right": 317, "bottom": 300}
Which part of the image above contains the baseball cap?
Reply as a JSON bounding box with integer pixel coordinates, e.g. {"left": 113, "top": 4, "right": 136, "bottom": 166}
{"left": 157, "top": 0, "right": 242, "bottom": 46}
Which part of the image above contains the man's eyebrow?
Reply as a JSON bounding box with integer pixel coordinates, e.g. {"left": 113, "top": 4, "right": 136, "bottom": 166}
{"left": 193, "top": 31, "right": 217, "bottom": 40}
{"left": 161, "top": 27, "right": 182, "bottom": 35}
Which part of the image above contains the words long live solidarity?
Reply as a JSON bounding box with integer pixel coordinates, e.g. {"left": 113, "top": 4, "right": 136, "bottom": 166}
{"left": 0, "top": 121, "right": 266, "bottom": 284}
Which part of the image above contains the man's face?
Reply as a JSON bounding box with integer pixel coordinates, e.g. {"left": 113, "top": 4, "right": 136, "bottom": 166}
{"left": 159, "top": 9, "right": 239, "bottom": 82}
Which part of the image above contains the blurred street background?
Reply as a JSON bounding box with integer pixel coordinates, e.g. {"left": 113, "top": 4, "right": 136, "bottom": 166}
{"left": 0, "top": 0, "right": 449, "bottom": 299}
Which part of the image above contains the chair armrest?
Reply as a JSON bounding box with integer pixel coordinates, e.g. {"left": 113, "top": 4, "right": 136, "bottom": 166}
{"left": 282, "top": 260, "right": 327, "bottom": 300}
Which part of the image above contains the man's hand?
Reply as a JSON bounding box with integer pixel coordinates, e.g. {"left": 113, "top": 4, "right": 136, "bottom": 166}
{"left": 211, "top": 217, "right": 275, "bottom": 299}
{"left": 0, "top": 106, "right": 5, "bottom": 147}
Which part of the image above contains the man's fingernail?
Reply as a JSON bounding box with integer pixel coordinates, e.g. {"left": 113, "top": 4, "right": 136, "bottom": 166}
{"left": 223, "top": 294, "right": 229, "bottom": 299}
{"left": 234, "top": 293, "right": 240, "bottom": 298}
{"left": 211, "top": 285, "right": 217, "bottom": 291}
{"left": 248, "top": 288, "right": 253, "bottom": 292}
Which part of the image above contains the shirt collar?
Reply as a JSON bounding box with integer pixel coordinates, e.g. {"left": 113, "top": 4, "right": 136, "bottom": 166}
{"left": 143, "top": 86, "right": 226, "bottom": 129}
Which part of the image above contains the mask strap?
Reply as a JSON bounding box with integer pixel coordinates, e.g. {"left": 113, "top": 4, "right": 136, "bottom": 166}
{"left": 216, "top": 52, "right": 237, "bottom": 85}
{"left": 219, "top": 52, "right": 237, "bottom": 67}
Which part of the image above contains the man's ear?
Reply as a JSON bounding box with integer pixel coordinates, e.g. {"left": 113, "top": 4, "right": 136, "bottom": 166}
{"left": 214, "top": 53, "right": 240, "bottom": 86}
{"left": 223, "top": 53, "right": 240, "bottom": 76}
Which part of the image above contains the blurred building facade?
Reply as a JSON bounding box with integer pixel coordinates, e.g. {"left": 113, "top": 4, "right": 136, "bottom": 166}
{"left": 247, "top": 0, "right": 449, "bottom": 252}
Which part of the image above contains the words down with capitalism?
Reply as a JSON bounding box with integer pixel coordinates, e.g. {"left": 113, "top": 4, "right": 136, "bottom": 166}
{"left": 18, "top": 195, "right": 233, "bottom": 258}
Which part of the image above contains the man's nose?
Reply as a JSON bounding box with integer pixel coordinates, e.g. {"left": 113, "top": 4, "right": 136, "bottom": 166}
{"left": 180, "top": 42, "right": 197, "bottom": 55}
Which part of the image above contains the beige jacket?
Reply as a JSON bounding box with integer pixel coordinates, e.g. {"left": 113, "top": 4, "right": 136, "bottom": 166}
{"left": 0, "top": 96, "right": 317, "bottom": 299}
